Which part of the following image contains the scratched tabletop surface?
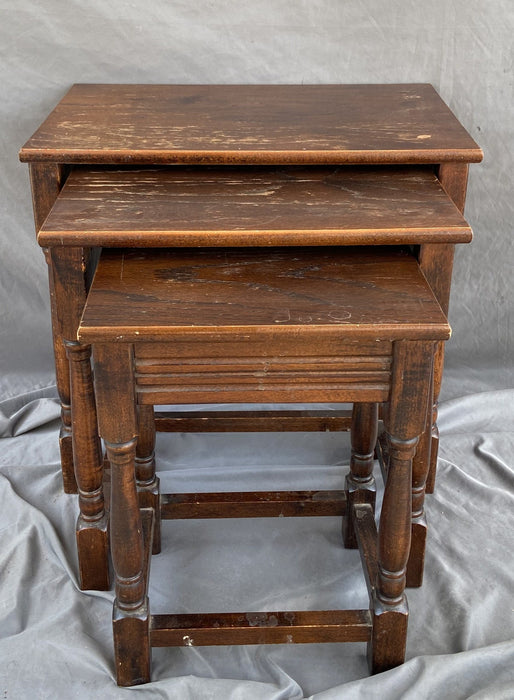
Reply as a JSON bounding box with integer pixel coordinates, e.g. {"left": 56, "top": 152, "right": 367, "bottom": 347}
{"left": 20, "top": 84, "right": 482, "bottom": 165}
{"left": 38, "top": 165, "right": 471, "bottom": 248}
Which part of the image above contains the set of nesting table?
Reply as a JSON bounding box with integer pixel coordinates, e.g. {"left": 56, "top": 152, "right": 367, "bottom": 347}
{"left": 20, "top": 84, "right": 481, "bottom": 685}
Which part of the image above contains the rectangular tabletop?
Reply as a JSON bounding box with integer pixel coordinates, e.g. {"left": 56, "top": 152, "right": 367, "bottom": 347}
{"left": 20, "top": 84, "right": 482, "bottom": 165}
{"left": 39, "top": 166, "right": 471, "bottom": 248}
{"left": 78, "top": 247, "right": 450, "bottom": 343}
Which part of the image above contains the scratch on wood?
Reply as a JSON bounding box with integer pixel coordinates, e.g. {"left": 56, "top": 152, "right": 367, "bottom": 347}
{"left": 274, "top": 309, "right": 291, "bottom": 323}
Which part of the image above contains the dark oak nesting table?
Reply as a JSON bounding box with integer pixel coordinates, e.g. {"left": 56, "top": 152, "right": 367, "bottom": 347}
{"left": 20, "top": 84, "right": 482, "bottom": 682}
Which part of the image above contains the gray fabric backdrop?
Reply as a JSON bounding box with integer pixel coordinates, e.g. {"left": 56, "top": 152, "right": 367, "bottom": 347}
{"left": 1, "top": 2, "right": 513, "bottom": 698}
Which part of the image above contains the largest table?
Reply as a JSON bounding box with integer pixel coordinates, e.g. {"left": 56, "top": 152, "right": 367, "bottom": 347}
{"left": 20, "top": 83, "right": 482, "bottom": 590}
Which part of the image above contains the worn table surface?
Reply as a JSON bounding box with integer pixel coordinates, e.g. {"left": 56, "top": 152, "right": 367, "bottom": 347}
{"left": 79, "top": 247, "right": 450, "bottom": 343}
{"left": 20, "top": 84, "right": 483, "bottom": 165}
{"left": 39, "top": 166, "right": 471, "bottom": 248}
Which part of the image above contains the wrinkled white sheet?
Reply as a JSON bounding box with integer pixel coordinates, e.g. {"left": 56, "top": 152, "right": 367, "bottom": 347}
{"left": 1, "top": 386, "right": 513, "bottom": 698}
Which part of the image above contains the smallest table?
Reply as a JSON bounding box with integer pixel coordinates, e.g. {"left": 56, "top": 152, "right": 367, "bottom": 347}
{"left": 80, "top": 245, "right": 449, "bottom": 686}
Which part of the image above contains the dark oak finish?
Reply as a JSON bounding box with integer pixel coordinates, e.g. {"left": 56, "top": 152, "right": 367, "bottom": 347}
{"left": 65, "top": 341, "right": 109, "bottom": 590}
{"left": 20, "top": 84, "right": 482, "bottom": 165}
{"left": 21, "top": 84, "right": 481, "bottom": 515}
{"left": 353, "top": 503, "right": 378, "bottom": 601}
{"left": 136, "top": 405, "right": 160, "bottom": 554}
{"left": 38, "top": 166, "right": 471, "bottom": 248}
{"left": 79, "top": 247, "right": 450, "bottom": 343}
{"left": 407, "top": 369, "right": 434, "bottom": 587}
{"left": 370, "top": 340, "right": 434, "bottom": 672}
{"left": 94, "top": 343, "right": 152, "bottom": 684}
{"left": 19, "top": 84, "right": 481, "bottom": 685}
{"left": 29, "top": 164, "right": 76, "bottom": 493}
{"left": 343, "top": 403, "right": 378, "bottom": 548}
{"left": 154, "top": 409, "right": 353, "bottom": 433}
{"left": 84, "top": 245, "right": 448, "bottom": 684}
{"left": 113, "top": 507, "right": 153, "bottom": 687}
{"left": 135, "top": 337, "right": 393, "bottom": 406}
{"left": 151, "top": 610, "right": 372, "bottom": 647}
{"left": 421, "top": 162, "right": 470, "bottom": 493}
{"left": 50, "top": 246, "right": 109, "bottom": 588}
{"left": 160, "top": 490, "right": 347, "bottom": 520}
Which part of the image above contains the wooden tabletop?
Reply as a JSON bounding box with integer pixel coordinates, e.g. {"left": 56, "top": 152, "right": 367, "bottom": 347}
{"left": 78, "top": 247, "right": 450, "bottom": 343}
{"left": 39, "top": 166, "right": 471, "bottom": 248}
{"left": 20, "top": 84, "right": 482, "bottom": 165}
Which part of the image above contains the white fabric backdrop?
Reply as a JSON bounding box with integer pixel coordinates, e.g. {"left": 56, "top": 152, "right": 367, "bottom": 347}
{"left": 1, "top": 1, "right": 513, "bottom": 697}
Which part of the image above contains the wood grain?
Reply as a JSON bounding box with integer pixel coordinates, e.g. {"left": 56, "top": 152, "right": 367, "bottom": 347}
{"left": 354, "top": 503, "right": 378, "bottom": 600}
{"left": 153, "top": 409, "right": 353, "bottom": 432}
{"left": 78, "top": 247, "right": 451, "bottom": 343}
{"left": 160, "top": 490, "right": 347, "bottom": 519}
{"left": 20, "top": 84, "right": 483, "bottom": 165}
{"left": 29, "top": 164, "right": 77, "bottom": 492}
{"left": 150, "top": 610, "right": 371, "bottom": 647}
{"left": 38, "top": 165, "right": 472, "bottom": 248}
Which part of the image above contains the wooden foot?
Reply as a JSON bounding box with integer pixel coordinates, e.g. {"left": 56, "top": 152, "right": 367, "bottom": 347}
{"left": 368, "top": 597, "right": 409, "bottom": 673}
{"left": 343, "top": 403, "right": 378, "bottom": 548}
{"left": 76, "top": 514, "right": 110, "bottom": 591}
{"left": 113, "top": 601, "right": 151, "bottom": 686}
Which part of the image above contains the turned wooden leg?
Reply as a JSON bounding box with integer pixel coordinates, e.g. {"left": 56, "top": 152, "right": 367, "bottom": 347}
{"left": 108, "top": 438, "right": 150, "bottom": 687}
{"left": 343, "top": 403, "right": 378, "bottom": 548}
{"left": 65, "top": 341, "right": 109, "bottom": 591}
{"left": 369, "top": 436, "right": 416, "bottom": 672}
{"left": 369, "top": 341, "right": 434, "bottom": 673}
{"left": 136, "top": 405, "right": 160, "bottom": 554}
{"left": 407, "top": 366, "right": 434, "bottom": 587}
{"left": 93, "top": 343, "right": 151, "bottom": 686}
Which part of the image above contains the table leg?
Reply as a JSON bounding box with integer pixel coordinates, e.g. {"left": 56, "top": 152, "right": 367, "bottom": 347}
{"left": 369, "top": 340, "right": 433, "bottom": 673}
{"left": 50, "top": 247, "right": 109, "bottom": 588}
{"left": 30, "top": 164, "right": 77, "bottom": 492}
{"left": 94, "top": 343, "right": 151, "bottom": 686}
{"left": 66, "top": 341, "right": 109, "bottom": 590}
{"left": 44, "top": 247, "right": 76, "bottom": 493}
